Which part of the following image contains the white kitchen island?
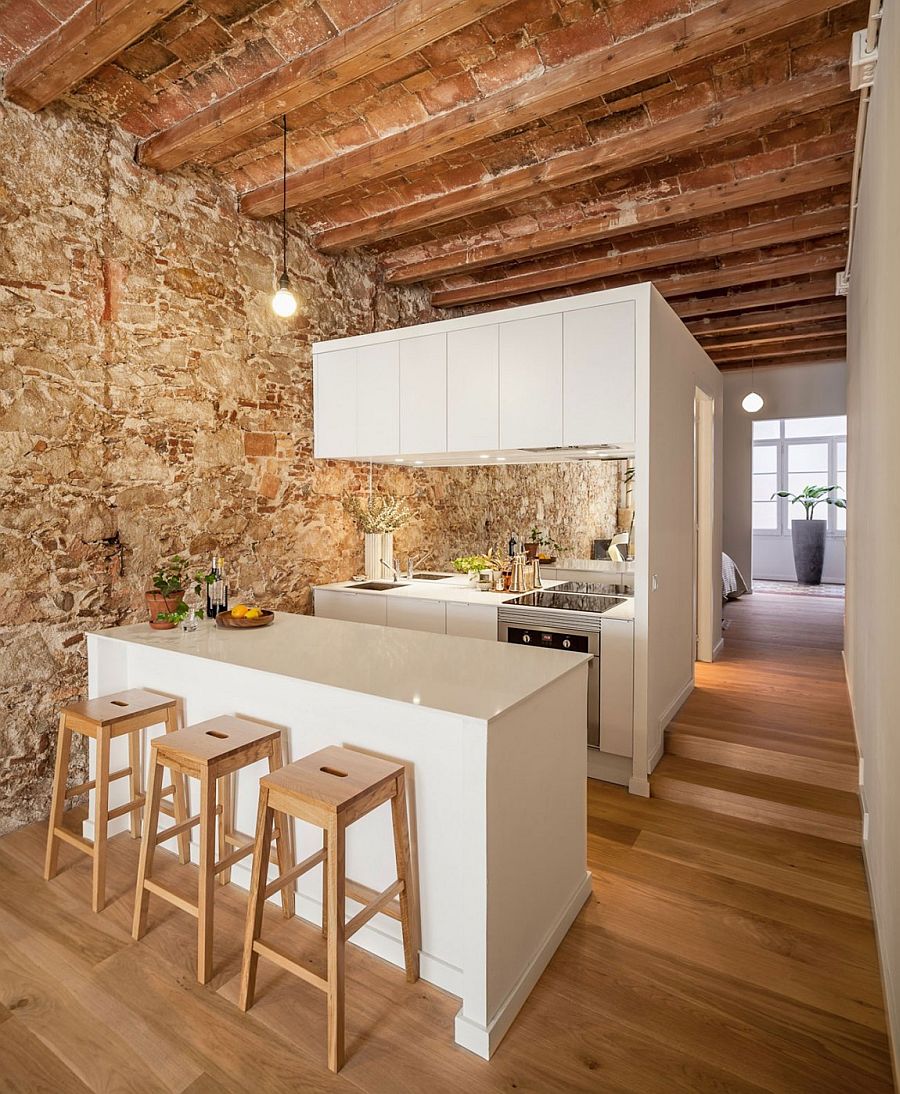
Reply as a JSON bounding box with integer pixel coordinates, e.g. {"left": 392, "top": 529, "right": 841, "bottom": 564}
{"left": 86, "top": 611, "right": 591, "bottom": 1059}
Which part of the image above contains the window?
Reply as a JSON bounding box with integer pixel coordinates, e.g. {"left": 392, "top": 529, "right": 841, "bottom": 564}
{"left": 751, "top": 416, "right": 847, "bottom": 535}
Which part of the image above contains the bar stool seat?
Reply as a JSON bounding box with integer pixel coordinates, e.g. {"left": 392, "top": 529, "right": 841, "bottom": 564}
{"left": 239, "top": 745, "right": 420, "bottom": 1073}
{"left": 44, "top": 688, "right": 190, "bottom": 912}
{"left": 132, "top": 715, "right": 295, "bottom": 985}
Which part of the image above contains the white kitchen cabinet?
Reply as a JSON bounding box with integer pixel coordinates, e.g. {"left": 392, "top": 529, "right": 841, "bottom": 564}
{"left": 357, "top": 341, "right": 400, "bottom": 456}
{"left": 386, "top": 598, "right": 447, "bottom": 634}
{"left": 563, "top": 302, "right": 635, "bottom": 447}
{"left": 400, "top": 333, "right": 447, "bottom": 454}
{"left": 446, "top": 602, "right": 498, "bottom": 641}
{"left": 499, "top": 313, "right": 563, "bottom": 449}
{"left": 313, "top": 348, "right": 357, "bottom": 458}
{"left": 599, "top": 618, "right": 634, "bottom": 757}
{"left": 447, "top": 325, "right": 500, "bottom": 451}
{"left": 314, "top": 589, "right": 386, "bottom": 627}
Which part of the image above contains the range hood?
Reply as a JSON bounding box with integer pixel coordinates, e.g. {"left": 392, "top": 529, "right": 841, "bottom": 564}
{"left": 515, "top": 444, "right": 627, "bottom": 460}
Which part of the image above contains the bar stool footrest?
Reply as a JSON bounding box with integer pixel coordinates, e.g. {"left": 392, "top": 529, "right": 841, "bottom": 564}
{"left": 52, "top": 826, "right": 94, "bottom": 856}
{"left": 143, "top": 879, "right": 199, "bottom": 918}
{"left": 107, "top": 795, "right": 146, "bottom": 822}
{"left": 65, "top": 766, "right": 133, "bottom": 800}
{"left": 253, "top": 940, "right": 328, "bottom": 992}
{"left": 214, "top": 842, "right": 254, "bottom": 876}
{"left": 264, "top": 848, "right": 325, "bottom": 900}
{"left": 345, "top": 879, "right": 404, "bottom": 940}
{"left": 345, "top": 879, "right": 403, "bottom": 923}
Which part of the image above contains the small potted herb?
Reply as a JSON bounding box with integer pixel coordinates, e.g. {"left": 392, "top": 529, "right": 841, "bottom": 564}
{"left": 146, "top": 555, "right": 213, "bottom": 630}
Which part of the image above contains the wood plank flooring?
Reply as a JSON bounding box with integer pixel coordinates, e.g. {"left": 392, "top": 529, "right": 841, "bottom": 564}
{"left": 654, "top": 592, "right": 863, "bottom": 842}
{"left": 0, "top": 592, "right": 894, "bottom": 1092}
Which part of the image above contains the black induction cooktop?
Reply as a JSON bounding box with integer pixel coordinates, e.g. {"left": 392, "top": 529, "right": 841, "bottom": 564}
{"left": 552, "top": 580, "right": 625, "bottom": 595}
{"left": 509, "top": 591, "right": 626, "bottom": 614}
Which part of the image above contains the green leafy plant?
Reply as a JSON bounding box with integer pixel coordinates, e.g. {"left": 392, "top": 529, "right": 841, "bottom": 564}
{"left": 156, "top": 605, "right": 201, "bottom": 625}
{"left": 452, "top": 554, "right": 494, "bottom": 573}
{"left": 152, "top": 555, "right": 214, "bottom": 598}
{"left": 771, "top": 484, "right": 846, "bottom": 519}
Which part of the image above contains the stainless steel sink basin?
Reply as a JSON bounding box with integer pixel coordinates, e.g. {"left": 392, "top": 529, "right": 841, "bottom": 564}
{"left": 411, "top": 572, "right": 454, "bottom": 581}
{"left": 351, "top": 581, "right": 409, "bottom": 591}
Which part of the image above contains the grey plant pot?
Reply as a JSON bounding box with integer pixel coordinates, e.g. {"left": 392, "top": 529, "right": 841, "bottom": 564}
{"left": 791, "top": 519, "right": 827, "bottom": 585}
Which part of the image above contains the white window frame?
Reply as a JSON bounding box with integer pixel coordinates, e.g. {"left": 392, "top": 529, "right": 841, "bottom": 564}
{"left": 752, "top": 419, "right": 846, "bottom": 538}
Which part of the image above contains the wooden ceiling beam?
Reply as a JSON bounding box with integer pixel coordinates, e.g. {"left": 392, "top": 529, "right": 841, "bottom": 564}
{"left": 138, "top": 0, "right": 514, "bottom": 172}
{"left": 388, "top": 154, "right": 851, "bottom": 286}
{"left": 672, "top": 277, "right": 840, "bottom": 319}
{"left": 711, "top": 338, "right": 846, "bottom": 364}
{"left": 686, "top": 299, "right": 846, "bottom": 335}
{"left": 315, "top": 67, "right": 850, "bottom": 252}
{"left": 698, "top": 321, "right": 847, "bottom": 352}
{"left": 240, "top": 0, "right": 852, "bottom": 217}
{"left": 429, "top": 206, "right": 847, "bottom": 307}
{"left": 718, "top": 350, "right": 847, "bottom": 370}
{"left": 4, "top": 0, "right": 186, "bottom": 112}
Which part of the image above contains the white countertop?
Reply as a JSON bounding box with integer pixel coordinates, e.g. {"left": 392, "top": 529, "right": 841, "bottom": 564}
{"left": 93, "top": 611, "right": 590, "bottom": 722}
{"left": 314, "top": 574, "right": 564, "bottom": 606}
{"left": 600, "top": 599, "right": 634, "bottom": 621}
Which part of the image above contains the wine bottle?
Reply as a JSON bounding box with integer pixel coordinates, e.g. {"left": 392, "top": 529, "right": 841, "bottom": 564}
{"left": 206, "top": 554, "right": 219, "bottom": 619}
{"left": 218, "top": 556, "right": 229, "bottom": 613}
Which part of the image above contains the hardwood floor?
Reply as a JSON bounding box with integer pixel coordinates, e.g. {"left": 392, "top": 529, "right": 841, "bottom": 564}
{"left": 0, "top": 592, "right": 894, "bottom": 1093}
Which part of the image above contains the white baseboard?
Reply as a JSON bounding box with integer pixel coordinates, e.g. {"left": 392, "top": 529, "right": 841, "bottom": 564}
{"left": 658, "top": 678, "right": 694, "bottom": 738}
{"left": 454, "top": 871, "right": 593, "bottom": 1060}
{"left": 587, "top": 749, "right": 631, "bottom": 785}
{"left": 627, "top": 776, "right": 650, "bottom": 797}
{"left": 712, "top": 637, "right": 725, "bottom": 660}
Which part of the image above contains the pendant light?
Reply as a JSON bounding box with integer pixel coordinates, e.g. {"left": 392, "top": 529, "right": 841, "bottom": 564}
{"left": 742, "top": 361, "right": 764, "bottom": 413}
{"left": 271, "top": 114, "right": 298, "bottom": 318}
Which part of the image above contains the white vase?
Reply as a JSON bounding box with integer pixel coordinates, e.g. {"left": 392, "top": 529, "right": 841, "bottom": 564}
{"left": 364, "top": 533, "right": 382, "bottom": 580}
{"left": 381, "top": 531, "right": 394, "bottom": 577}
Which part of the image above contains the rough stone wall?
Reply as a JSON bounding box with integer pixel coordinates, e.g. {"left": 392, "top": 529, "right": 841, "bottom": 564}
{"left": 0, "top": 94, "right": 618, "bottom": 833}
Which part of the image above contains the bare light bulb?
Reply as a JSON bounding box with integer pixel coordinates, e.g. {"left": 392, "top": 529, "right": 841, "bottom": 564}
{"left": 271, "top": 273, "right": 297, "bottom": 318}
{"left": 742, "top": 391, "right": 764, "bottom": 413}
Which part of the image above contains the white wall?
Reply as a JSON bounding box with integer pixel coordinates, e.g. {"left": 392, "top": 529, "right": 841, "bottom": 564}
{"left": 722, "top": 362, "right": 847, "bottom": 584}
{"left": 845, "top": 0, "right": 900, "bottom": 1078}
{"left": 637, "top": 287, "right": 723, "bottom": 785}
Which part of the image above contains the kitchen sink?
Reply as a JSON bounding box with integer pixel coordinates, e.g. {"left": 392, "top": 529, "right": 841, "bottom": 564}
{"left": 411, "top": 572, "right": 454, "bottom": 580}
{"left": 351, "top": 581, "right": 409, "bottom": 591}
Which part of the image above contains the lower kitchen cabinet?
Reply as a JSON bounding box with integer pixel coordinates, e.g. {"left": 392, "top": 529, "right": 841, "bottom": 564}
{"left": 445, "top": 602, "right": 498, "bottom": 641}
{"left": 386, "top": 598, "right": 447, "bottom": 634}
{"left": 599, "top": 618, "right": 634, "bottom": 757}
{"left": 314, "top": 589, "right": 386, "bottom": 627}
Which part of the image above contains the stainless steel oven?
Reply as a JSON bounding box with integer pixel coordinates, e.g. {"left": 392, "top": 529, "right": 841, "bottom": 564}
{"left": 498, "top": 617, "right": 601, "bottom": 746}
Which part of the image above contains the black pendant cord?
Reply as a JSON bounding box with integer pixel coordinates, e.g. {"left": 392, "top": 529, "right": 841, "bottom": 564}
{"left": 281, "top": 113, "right": 288, "bottom": 280}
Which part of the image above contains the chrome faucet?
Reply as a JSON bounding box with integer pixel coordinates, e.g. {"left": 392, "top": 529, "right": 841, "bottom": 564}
{"left": 406, "top": 550, "right": 433, "bottom": 578}
{"left": 381, "top": 558, "right": 402, "bottom": 582}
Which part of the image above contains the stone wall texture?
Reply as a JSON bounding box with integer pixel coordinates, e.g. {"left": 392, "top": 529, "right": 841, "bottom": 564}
{"left": 0, "top": 93, "right": 619, "bottom": 834}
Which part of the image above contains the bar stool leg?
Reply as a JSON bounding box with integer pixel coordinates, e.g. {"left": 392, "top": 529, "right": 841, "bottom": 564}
{"left": 239, "top": 789, "right": 274, "bottom": 1012}
{"left": 164, "top": 707, "right": 191, "bottom": 866}
{"left": 390, "top": 771, "right": 420, "bottom": 983}
{"left": 216, "top": 773, "right": 233, "bottom": 886}
{"left": 92, "top": 728, "right": 111, "bottom": 913}
{"left": 266, "top": 740, "right": 295, "bottom": 920}
{"left": 133, "top": 752, "right": 165, "bottom": 940}
{"left": 127, "top": 728, "right": 142, "bottom": 839}
{"left": 325, "top": 816, "right": 346, "bottom": 1073}
{"left": 197, "top": 768, "right": 217, "bottom": 985}
{"left": 44, "top": 713, "right": 72, "bottom": 881}
{"left": 321, "top": 829, "right": 328, "bottom": 938}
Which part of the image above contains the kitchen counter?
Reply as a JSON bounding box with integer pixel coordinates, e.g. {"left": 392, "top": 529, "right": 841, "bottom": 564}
{"left": 314, "top": 573, "right": 563, "bottom": 606}
{"left": 86, "top": 613, "right": 592, "bottom": 1060}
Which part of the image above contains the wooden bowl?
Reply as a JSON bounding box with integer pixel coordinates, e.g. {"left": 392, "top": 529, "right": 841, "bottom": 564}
{"left": 215, "top": 609, "right": 275, "bottom": 629}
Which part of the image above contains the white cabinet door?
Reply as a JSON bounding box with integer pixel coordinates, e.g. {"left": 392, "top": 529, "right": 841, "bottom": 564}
{"left": 599, "top": 618, "right": 634, "bottom": 757}
{"left": 386, "top": 598, "right": 446, "bottom": 634}
{"left": 314, "top": 589, "right": 387, "bottom": 627}
{"left": 447, "top": 325, "right": 500, "bottom": 451}
{"left": 499, "top": 313, "right": 563, "bottom": 449}
{"left": 563, "top": 302, "right": 635, "bottom": 447}
{"left": 357, "top": 341, "right": 400, "bottom": 456}
{"left": 400, "top": 333, "right": 447, "bottom": 454}
{"left": 314, "top": 348, "right": 357, "bottom": 458}
{"left": 445, "top": 602, "right": 498, "bottom": 641}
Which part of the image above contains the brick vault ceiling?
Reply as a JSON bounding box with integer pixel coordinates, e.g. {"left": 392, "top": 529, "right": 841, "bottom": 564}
{"left": 0, "top": 0, "right": 863, "bottom": 367}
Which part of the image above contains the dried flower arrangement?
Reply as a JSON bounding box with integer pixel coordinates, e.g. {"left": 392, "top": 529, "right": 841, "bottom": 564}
{"left": 342, "top": 493, "right": 413, "bottom": 533}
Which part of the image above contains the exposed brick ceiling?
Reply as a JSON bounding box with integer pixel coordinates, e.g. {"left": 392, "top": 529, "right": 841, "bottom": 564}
{"left": 0, "top": 0, "right": 864, "bottom": 368}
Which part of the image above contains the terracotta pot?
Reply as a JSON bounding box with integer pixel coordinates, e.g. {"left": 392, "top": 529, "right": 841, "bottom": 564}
{"left": 524, "top": 542, "right": 539, "bottom": 559}
{"left": 145, "top": 589, "right": 184, "bottom": 630}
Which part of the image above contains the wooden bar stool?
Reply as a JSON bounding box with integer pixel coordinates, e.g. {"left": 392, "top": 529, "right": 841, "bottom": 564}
{"left": 44, "top": 688, "right": 190, "bottom": 913}
{"left": 239, "top": 746, "right": 419, "bottom": 1073}
{"left": 133, "top": 715, "right": 295, "bottom": 985}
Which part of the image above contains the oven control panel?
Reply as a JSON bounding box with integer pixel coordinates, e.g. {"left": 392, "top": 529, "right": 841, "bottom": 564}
{"left": 505, "top": 628, "right": 590, "bottom": 653}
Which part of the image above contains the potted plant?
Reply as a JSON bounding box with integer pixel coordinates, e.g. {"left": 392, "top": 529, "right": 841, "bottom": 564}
{"left": 146, "top": 555, "right": 213, "bottom": 630}
{"left": 343, "top": 493, "right": 413, "bottom": 580}
{"left": 770, "top": 485, "right": 846, "bottom": 585}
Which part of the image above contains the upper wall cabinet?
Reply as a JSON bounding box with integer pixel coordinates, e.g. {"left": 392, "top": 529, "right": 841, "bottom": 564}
{"left": 499, "top": 313, "right": 563, "bottom": 449}
{"left": 313, "top": 347, "right": 357, "bottom": 458}
{"left": 400, "top": 333, "right": 447, "bottom": 454}
{"left": 357, "top": 342, "right": 400, "bottom": 455}
{"left": 447, "top": 325, "right": 499, "bottom": 452}
{"left": 563, "top": 302, "right": 635, "bottom": 447}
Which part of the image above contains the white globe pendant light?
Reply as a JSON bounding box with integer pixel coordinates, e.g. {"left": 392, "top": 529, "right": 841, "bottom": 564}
{"left": 271, "top": 114, "right": 298, "bottom": 319}
{"left": 742, "top": 391, "right": 764, "bottom": 413}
